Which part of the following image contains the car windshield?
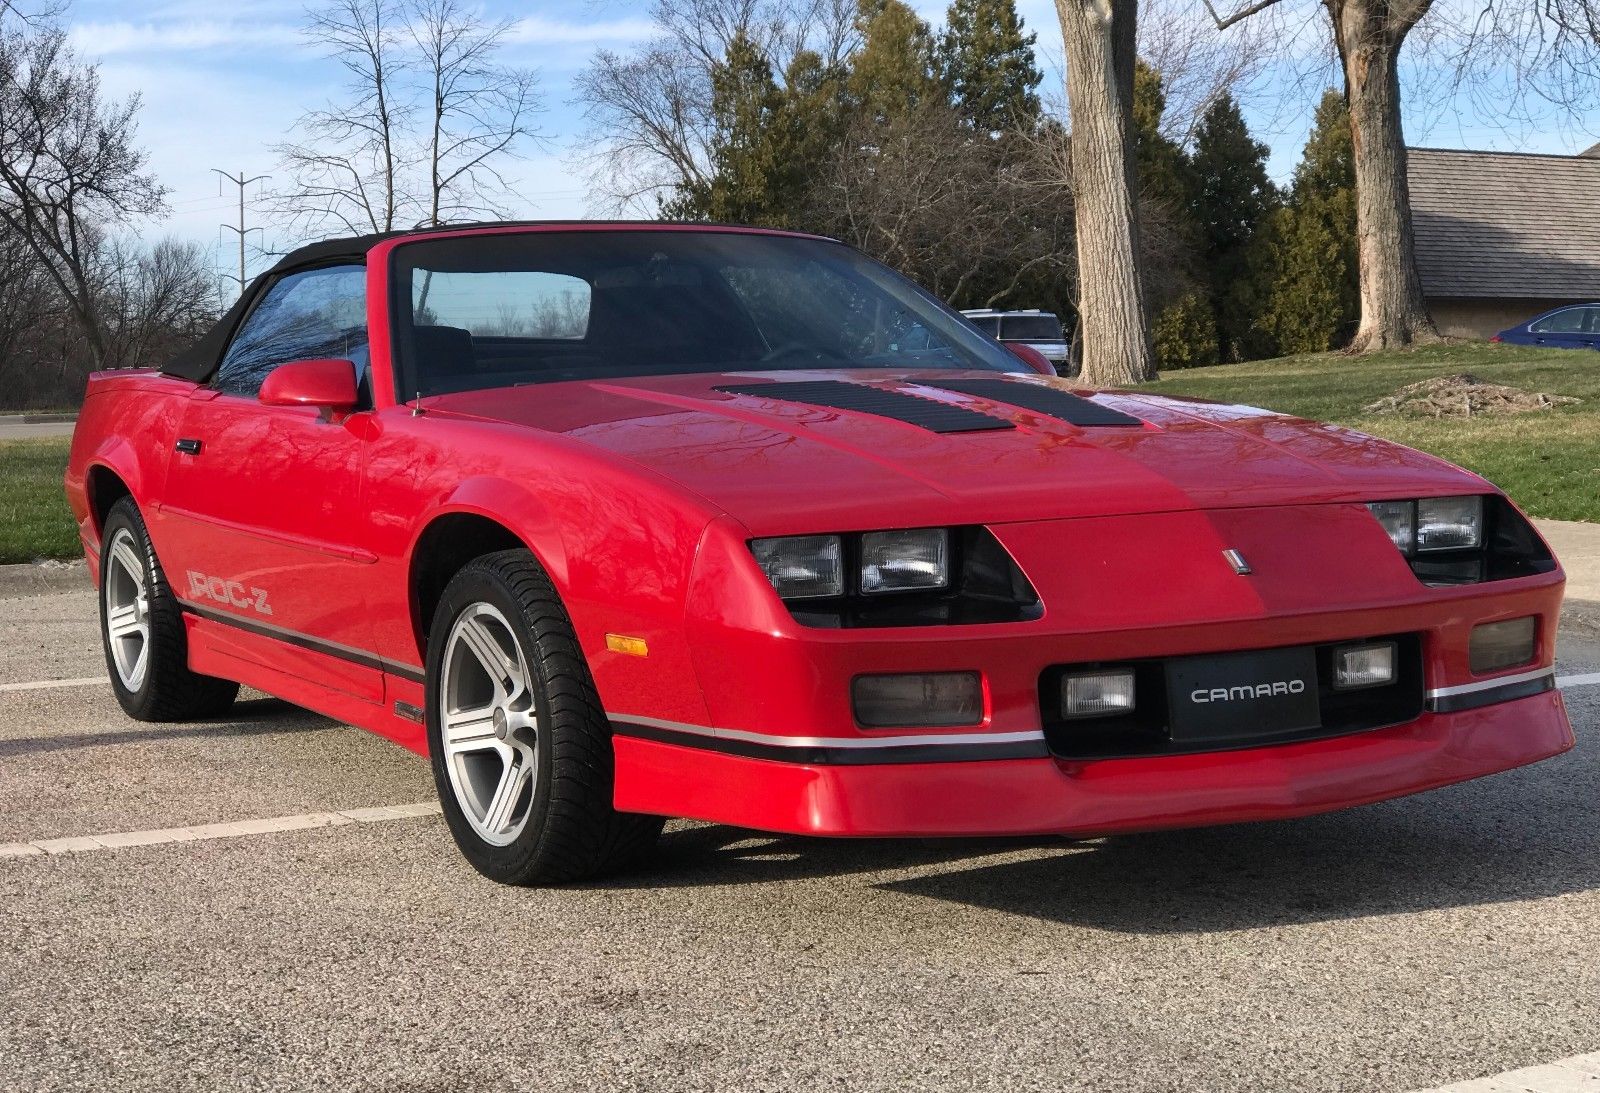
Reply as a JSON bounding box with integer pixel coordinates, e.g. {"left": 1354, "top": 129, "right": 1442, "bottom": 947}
{"left": 1000, "top": 315, "right": 1064, "bottom": 342}
{"left": 391, "top": 230, "right": 1022, "bottom": 396}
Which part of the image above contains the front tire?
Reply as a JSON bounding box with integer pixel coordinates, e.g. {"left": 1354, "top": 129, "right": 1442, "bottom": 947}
{"left": 426, "top": 549, "right": 662, "bottom": 885}
{"left": 99, "top": 497, "right": 239, "bottom": 721}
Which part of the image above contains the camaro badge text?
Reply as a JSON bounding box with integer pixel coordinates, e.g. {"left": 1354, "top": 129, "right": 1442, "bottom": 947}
{"left": 1191, "top": 680, "right": 1307, "bottom": 703}
{"left": 1223, "top": 548, "right": 1252, "bottom": 575}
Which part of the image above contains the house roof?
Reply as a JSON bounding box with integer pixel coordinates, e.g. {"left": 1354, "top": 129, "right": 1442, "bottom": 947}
{"left": 1407, "top": 147, "right": 1600, "bottom": 300}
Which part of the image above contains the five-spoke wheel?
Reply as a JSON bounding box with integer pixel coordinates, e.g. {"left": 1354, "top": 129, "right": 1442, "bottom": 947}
{"left": 440, "top": 604, "right": 541, "bottom": 846}
{"left": 97, "top": 497, "right": 238, "bottom": 721}
{"left": 103, "top": 526, "right": 152, "bottom": 693}
{"left": 425, "top": 549, "right": 662, "bottom": 884}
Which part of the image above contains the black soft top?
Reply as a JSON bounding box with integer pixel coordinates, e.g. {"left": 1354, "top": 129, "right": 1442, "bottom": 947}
{"left": 161, "top": 230, "right": 398, "bottom": 382}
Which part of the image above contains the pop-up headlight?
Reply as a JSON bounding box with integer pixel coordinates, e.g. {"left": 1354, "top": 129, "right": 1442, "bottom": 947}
{"left": 749, "top": 534, "right": 843, "bottom": 599}
{"left": 1367, "top": 497, "right": 1482, "bottom": 555}
{"left": 860, "top": 529, "right": 949, "bottom": 594}
{"left": 746, "top": 526, "right": 1040, "bottom": 628}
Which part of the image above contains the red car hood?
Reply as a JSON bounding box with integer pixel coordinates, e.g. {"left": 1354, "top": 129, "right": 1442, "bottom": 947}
{"left": 425, "top": 370, "right": 1489, "bottom": 533}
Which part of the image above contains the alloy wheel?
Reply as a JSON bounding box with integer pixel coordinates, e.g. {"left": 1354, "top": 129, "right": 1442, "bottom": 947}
{"left": 103, "top": 527, "right": 152, "bottom": 692}
{"left": 439, "top": 603, "right": 540, "bottom": 846}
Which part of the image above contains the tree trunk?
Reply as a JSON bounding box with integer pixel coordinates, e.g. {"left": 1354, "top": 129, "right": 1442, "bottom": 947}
{"left": 1055, "top": 0, "right": 1155, "bottom": 385}
{"left": 1331, "top": 0, "right": 1438, "bottom": 353}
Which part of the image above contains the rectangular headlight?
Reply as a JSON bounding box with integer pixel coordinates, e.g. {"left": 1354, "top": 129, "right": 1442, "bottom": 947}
{"left": 1060, "top": 669, "right": 1136, "bottom": 719}
{"left": 750, "top": 535, "right": 843, "bottom": 599}
{"left": 1470, "top": 617, "right": 1537, "bottom": 673}
{"left": 1334, "top": 641, "right": 1395, "bottom": 690}
{"left": 860, "top": 528, "right": 949, "bottom": 594}
{"left": 1417, "top": 496, "right": 1483, "bottom": 552}
{"left": 852, "top": 672, "right": 983, "bottom": 728}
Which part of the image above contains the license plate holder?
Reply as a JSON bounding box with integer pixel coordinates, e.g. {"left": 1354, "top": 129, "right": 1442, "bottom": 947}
{"left": 1165, "top": 647, "right": 1321, "bottom": 744}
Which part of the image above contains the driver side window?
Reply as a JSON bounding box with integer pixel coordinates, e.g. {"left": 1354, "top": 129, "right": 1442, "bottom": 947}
{"left": 216, "top": 265, "right": 368, "bottom": 397}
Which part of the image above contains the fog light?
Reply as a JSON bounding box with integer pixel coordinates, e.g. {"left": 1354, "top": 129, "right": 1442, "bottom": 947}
{"left": 1060, "top": 669, "right": 1136, "bottom": 719}
{"left": 1470, "top": 617, "right": 1537, "bottom": 673}
{"left": 1334, "top": 641, "right": 1396, "bottom": 690}
{"left": 852, "top": 672, "right": 983, "bottom": 728}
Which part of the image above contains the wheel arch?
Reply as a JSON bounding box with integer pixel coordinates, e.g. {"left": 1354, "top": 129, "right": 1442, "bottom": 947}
{"left": 407, "top": 479, "right": 571, "bottom": 653}
{"left": 85, "top": 462, "right": 135, "bottom": 539}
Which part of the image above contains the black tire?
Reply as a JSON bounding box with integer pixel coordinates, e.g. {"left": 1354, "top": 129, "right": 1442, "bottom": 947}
{"left": 99, "top": 497, "right": 240, "bottom": 721}
{"left": 426, "top": 549, "right": 663, "bottom": 885}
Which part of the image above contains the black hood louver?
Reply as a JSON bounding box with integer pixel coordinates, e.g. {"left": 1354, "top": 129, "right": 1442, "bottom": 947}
{"left": 714, "top": 380, "right": 1016, "bottom": 434}
{"left": 920, "top": 378, "right": 1144, "bottom": 427}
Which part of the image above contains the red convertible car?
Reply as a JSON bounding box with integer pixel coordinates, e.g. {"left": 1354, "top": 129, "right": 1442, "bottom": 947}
{"left": 65, "top": 223, "right": 1573, "bottom": 885}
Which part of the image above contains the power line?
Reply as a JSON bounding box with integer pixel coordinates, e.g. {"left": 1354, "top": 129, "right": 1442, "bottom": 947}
{"left": 211, "top": 169, "right": 271, "bottom": 290}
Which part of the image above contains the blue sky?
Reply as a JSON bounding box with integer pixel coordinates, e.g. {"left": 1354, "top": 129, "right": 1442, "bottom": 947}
{"left": 69, "top": 0, "right": 1600, "bottom": 283}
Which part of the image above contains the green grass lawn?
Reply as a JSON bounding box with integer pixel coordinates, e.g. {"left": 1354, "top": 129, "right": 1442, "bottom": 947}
{"left": 1142, "top": 342, "right": 1600, "bottom": 523}
{"left": 0, "top": 437, "right": 77, "bottom": 564}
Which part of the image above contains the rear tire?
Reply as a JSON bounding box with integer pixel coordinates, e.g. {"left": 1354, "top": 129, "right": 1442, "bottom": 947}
{"left": 99, "top": 497, "right": 240, "bottom": 721}
{"left": 426, "top": 549, "right": 662, "bottom": 885}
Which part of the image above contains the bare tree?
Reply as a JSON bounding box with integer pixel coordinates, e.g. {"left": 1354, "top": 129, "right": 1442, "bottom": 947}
{"left": 274, "top": 0, "right": 540, "bottom": 238}
{"left": 98, "top": 236, "right": 221, "bottom": 368}
{"left": 816, "top": 103, "right": 1075, "bottom": 307}
{"left": 1055, "top": 0, "right": 1156, "bottom": 385}
{"left": 0, "top": 19, "right": 166, "bottom": 368}
{"left": 574, "top": 0, "right": 856, "bottom": 212}
{"left": 410, "top": 0, "right": 539, "bottom": 225}
{"left": 274, "top": 0, "right": 411, "bottom": 235}
{"left": 1137, "top": 0, "right": 1275, "bottom": 143}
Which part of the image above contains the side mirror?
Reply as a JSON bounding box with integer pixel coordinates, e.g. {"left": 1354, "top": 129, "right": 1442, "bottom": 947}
{"left": 259, "top": 358, "right": 360, "bottom": 413}
{"left": 1002, "top": 341, "right": 1058, "bottom": 376}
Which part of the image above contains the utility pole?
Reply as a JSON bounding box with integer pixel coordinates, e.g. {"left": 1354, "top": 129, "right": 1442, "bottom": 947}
{"left": 212, "top": 169, "right": 270, "bottom": 293}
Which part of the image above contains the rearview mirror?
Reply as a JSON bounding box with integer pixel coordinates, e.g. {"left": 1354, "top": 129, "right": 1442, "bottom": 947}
{"left": 259, "top": 358, "right": 360, "bottom": 413}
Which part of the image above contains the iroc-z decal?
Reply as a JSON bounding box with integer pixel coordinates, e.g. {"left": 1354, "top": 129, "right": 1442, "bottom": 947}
{"left": 187, "top": 571, "right": 273, "bottom": 616}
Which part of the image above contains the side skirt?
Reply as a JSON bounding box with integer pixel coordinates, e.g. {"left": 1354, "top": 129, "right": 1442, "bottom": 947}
{"left": 184, "top": 614, "right": 427, "bottom": 755}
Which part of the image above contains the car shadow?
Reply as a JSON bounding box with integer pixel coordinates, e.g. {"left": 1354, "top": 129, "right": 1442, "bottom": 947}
{"left": 612, "top": 742, "right": 1597, "bottom": 935}
{"left": 0, "top": 697, "right": 340, "bottom": 758}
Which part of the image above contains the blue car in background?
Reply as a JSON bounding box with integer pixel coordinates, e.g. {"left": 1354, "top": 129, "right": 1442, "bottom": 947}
{"left": 1493, "top": 303, "right": 1600, "bottom": 349}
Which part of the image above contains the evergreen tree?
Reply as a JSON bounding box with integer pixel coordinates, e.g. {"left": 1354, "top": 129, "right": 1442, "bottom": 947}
{"left": 1188, "top": 93, "right": 1278, "bottom": 361}
{"left": 664, "top": 35, "right": 838, "bottom": 227}
{"left": 1131, "top": 60, "right": 1192, "bottom": 214}
{"left": 848, "top": 0, "right": 941, "bottom": 123}
{"left": 937, "top": 0, "right": 1041, "bottom": 132}
{"left": 1257, "top": 90, "right": 1359, "bottom": 354}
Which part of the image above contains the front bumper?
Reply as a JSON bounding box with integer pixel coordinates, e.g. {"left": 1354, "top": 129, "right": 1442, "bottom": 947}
{"left": 612, "top": 688, "right": 1572, "bottom": 836}
{"left": 603, "top": 505, "right": 1573, "bottom": 837}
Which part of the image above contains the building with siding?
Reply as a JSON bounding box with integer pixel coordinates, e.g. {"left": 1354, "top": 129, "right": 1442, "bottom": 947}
{"left": 1406, "top": 146, "right": 1600, "bottom": 339}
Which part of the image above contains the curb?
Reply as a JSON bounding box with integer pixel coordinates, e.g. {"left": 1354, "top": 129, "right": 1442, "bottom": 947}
{"left": 0, "top": 413, "right": 76, "bottom": 424}
{"left": 0, "top": 560, "right": 89, "bottom": 597}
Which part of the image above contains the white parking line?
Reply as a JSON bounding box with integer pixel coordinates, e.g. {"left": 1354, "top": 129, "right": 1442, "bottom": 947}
{"left": 0, "top": 676, "right": 105, "bottom": 693}
{"left": 1413, "top": 1050, "right": 1600, "bottom": 1092}
{"left": 1555, "top": 671, "right": 1600, "bottom": 689}
{"left": 0, "top": 802, "right": 442, "bottom": 859}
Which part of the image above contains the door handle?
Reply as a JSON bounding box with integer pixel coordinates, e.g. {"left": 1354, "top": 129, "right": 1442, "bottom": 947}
{"left": 175, "top": 438, "right": 202, "bottom": 455}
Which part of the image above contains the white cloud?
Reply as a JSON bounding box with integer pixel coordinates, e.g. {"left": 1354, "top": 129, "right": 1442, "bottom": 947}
{"left": 503, "top": 14, "right": 659, "bottom": 46}
{"left": 70, "top": 20, "right": 303, "bottom": 57}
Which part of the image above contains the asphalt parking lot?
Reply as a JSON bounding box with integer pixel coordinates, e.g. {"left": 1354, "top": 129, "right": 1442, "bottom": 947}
{"left": 1, "top": 577, "right": 1596, "bottom": 1093}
